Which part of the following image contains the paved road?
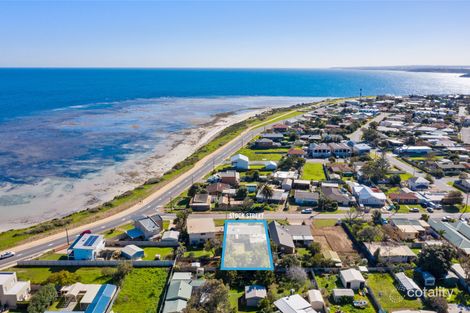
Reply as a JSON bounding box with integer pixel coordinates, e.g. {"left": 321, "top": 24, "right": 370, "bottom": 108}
{"left": 0, "top": 109, "right": 306, "bottom": 269}
{"left": 348, "top": 112, "right": 389, "bottom": 142}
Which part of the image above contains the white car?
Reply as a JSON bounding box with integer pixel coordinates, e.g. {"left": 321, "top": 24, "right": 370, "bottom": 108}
{"left": 0, "top": 251, "right": 15, "bottom": 260}
{"left": 409, "top": 207, "right": 420, "bottom": 213}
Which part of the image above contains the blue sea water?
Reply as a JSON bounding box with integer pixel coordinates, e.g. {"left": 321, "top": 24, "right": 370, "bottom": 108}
{"left": 0, "top": 68, "right": 469, "bottom": 228}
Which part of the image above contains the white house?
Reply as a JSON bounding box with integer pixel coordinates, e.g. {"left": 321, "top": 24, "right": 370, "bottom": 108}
{"left": 245, "top": 285, "right": 267, "bottom": 308}
{"left": 349, "top": 182, "right": 386, "bottom": 207}
{"left": 231, "top": 154, "right": 249, "bottom": 170}
{"left": 273, "top": 294, "right": 316, "bottom": 313}
{"left": 0, "top": 272, "right": 31, "bottom": 309}
{"left": 340, "top": 269, "right": 365, "bottom": 290}
{"left": 265, "top": 161, "right": 278, "bottom": 171}
{"left": 187, "top": 218, "right": 216, "bottom": 246}
{"left": 67, "top": 234, "right": 105, "bottom": 260}
{"left": 408, "top": 177, "right": 430, "bottom": 191}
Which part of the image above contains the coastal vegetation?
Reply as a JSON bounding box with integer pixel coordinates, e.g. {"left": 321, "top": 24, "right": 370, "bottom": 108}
{"left": 0, "top": 102, "right": 316, "bottom": 251}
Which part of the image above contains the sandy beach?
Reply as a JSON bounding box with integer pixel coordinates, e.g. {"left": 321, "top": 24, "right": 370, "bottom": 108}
{"left": 0, "top": 108, "right": 268, "bottom": 231}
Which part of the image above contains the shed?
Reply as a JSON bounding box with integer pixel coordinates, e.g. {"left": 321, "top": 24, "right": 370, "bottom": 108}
{"left": 332, "top": 289, "right": 354, "bottom": 302}
{"left": 340, "top": 269, "right": 365, "bottom": 290}
{"left": 244, "top": 285, "right": 267, "bottom": 307}
{"left": 121, "top": 245, "right": 144, "bottom": 260}
{"left": 307, "top": 289, "right": 325, "bottom": 310}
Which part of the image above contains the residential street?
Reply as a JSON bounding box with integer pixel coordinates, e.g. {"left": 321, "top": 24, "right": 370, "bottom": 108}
{"left": 348, "top": 112, "right": 389, "bottom": 142}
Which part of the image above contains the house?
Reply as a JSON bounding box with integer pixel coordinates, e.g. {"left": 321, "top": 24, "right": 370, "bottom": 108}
{"left": 329, "top": 163, "right": 354, "bottom": 176}
{"left": 206, "top": 182, "right": 231, "bottom": 195}
{"left": 307, "top": 289, "right": 325, "bottom": 311}
{"left": 293, "top": 179, "right": 311, "bottom": 190}
{"left": 68, "top": 234, "right": 105, "bottom": 260}
{"left": 451, "top": 263, "right": 470, "bottom": 291}
{"left": 321, "top": 186, "right": 354, "bottom": 206}
{"left": 283, "top": 225, "right": 314, "bottom": 246}
{"left": 390, "top": 218, "right": 429, "bottom": 240}
{"left": 219, "top": 171, "right": 240, "bottom": 186}
{"left": 187, "top": 218, "right": 216, "bottom": 246}
{"left": 161, "top": 231, "right": 180, "bottom": 245}
{"left": 294, "top": 190, "right": 319, "bottom": 206}
{"left": 428, "top": 220, "right": 470, "bottom": 254}
{"left": 127, "top": 214, "right": 163, "bottom": 240}
{"left": 53, "top": 283, "right": 118, "bottom": 313}
{"left": 272, "top": 124, "right": 289, "bottom": 133}
{"left": 396, "top": 146, "right": 433, "bottom": 155}
{"left": 268, "top": 221, "right": 295, "bottom": 254}
{"left": 282, "top": 178, "right": 293, "bottom": 191}
{"left": 364, "top": 242, "right": 416, "bottom": 263}
{"left": 339, "top": 269, "right": 365, "bottom": 290}
{"left": 288, "top": 148, "right": 306, "bottom": 157}
{"left": 189, "top": 193, "right": 212, "bottom": 211}
{"left": 389, "top": 192, "right": 420, "bottom": 204}
{"left": 349, "top": 182, "right": 386, "bottom": 207}
{"left": 260, "top": 133, "right": 284, "bottom": 142}
{"left": 309, "top": 143, "right": 332, "bottom": 158}
{"left": 352, "top": 143, "right": 372, "bottom": 155}
{"left": 332, "top": 289, "right": 354, "bottom": 302}
{"left": 435, "top": 162, "right": 466, "bottom": 176}
{"left": 329, "top": 143, "right": 352, "bottom": 158}
{"left": 245, "top": 285, "right": 267, "bottom": 307}
{"left": 395, "top": 272, "right": 422, "bottom": 298}
{"left": 163, "top": 273, "right": 195, "bottom": 313}
{"left": 231, "top": 154, "right": 250, "bottom": 170}
{"left": 0, "top": 272, "right": 30, "bottom": 309}
{"left": 245, "top": 183, "right": 258, "bottom": 193}
{"left": 254, "top": 138, "right": 277, "bottom": 149}
{"left": 265, "top": 161, "right": 278, "bottom": 170}
{"left": 121, "top": 244, "right": 144, "bottom": 260}
{"left": 256, "top": 187, "right": 288, "bottom": 204}
{"left": 273, "top": 171, "right": 299, "bottom": 181}
{"left": 273, "top": 294, "right": 316, "bottom": 313}
{"left": 407, "top": 177, "right": 430, "bottom": 191}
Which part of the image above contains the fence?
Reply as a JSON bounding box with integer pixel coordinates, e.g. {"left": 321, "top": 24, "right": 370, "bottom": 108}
{"left": 17, "top": 260, "right": 174, "bottom": 267}
{"left": 106, "top": 240, "right": 179, "bottom": 247}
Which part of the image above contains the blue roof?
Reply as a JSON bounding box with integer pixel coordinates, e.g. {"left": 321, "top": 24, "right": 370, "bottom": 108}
{"left": 84, "top": 235, "right": 99, "bottom": 247}
{"left": 85, "top": 284, "right": 117, "bottom": 313}
{"left": 126, "top": 228, "right": 144, "bottom": 239}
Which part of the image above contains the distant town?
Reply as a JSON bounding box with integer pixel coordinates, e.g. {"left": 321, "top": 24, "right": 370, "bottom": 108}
{"left": 1, "top": 94, "right": 470, "bottom": 313}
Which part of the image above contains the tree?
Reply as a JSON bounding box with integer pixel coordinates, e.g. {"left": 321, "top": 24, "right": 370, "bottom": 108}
{"left": 417, "top": 245, "right": 456, "bottom": 278}
{"left": 357, "top": 226, "right": 382, "bottom": 242}
{"left": 188, "top": 183, "right": 206, "bottom": 198}
{"left": 46, "top": 270, "right": 80, "bottom": 286}
{"left": 346, "top": 207, "right": 365, "bottom": 224}
{"left": 279, "top": 254, "right": 301, "bottom": 267}
{"left": 184, "top": 279, "right": 231, "bottom": 313}
{"left": 235, "top": 186, "right": 247, "bottom": 200}
{"left": 176, "top": 242, "right": 187, "bottom": 259}
{"left": 361, "top": 128, "right": 380, "bottom": 143}
{"left": 425, "top": 173, "right": 434, "bottom": 184}
{"left": 114, "top": 261, "right": 133, "bottom": 285}
{"left": 204, "top": 238, "right": 221, "bottom": 255}
{"left": 461, "top": 256, "right": 470, "bottom": 283}
{"left": 307, "top": 242, "right": 322, "bottom": 255}
{"left": 425, "top": 297, "right": 448, "bottom": 313}
{"left": 373, "top": 248, "right": 382, "bottom": 264}
{"left": 175, "top": 209, "right": 189, "bottom": 231}
{"left": 361, "top": 153, "right": 390, "bottom": 183}
{"left": 388, "top": 174, "right": 401, "bottom": 186}
{"left": 442, "top": 191, "right": 464, "bottom": 206}
{"left": 372, "top": 210, "right": 382, "bottom": 225}
{"left": 286, "top": 266, "right": 308, "bottom": 289}
{"left": 260, "top": 184, "right": 274, "bottom": 203}
{"left": 254, "top": 270, "right": 275, "bottom": 286}
{"left": 421, "top": 213, "right": 429, "bottom": 222}
{"left": 28, "top": 284, "right": 57, "bottom": 313}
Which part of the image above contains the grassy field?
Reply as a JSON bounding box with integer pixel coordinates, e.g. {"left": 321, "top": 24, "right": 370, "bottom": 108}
{"left": 143, "top": 247, "right": 174, "bottom": 260}
{"left": 236, "top": 147, "right": 287, "bottom": 161}
{"left": 112, "top": 268, "right": 169, "bottom": 313}
{"left": 301, "top": 163, "right": 325, "bottom": 180}
{"left": 183, "top": 247, "right": 213, "bottom": 258}
{"left": 312, "top": 219, "right": 337, "bottom": 228}
{"left": 11, "top": 266, "right": 114, "bottom": 285}
{"left": 367, "top": 273, "right": 423, "bottom": 311}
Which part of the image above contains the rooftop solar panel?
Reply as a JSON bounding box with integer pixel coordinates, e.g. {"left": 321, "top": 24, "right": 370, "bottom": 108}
{"left": 84, "top": 235, "right": 98, "bottom": 247}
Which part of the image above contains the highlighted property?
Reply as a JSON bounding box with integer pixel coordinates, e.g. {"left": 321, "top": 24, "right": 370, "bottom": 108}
{"left": 221, "top": 220, "right": 274, "bottom": 271}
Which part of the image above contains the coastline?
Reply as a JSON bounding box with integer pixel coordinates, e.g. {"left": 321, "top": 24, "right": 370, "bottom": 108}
{"left": 0, "top": 107, "right": 270, "bottom": 232}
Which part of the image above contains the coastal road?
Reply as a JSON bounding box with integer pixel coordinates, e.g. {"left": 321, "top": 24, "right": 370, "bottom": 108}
{"left": 0, "top": 108, "right": 307, "bottom": 269}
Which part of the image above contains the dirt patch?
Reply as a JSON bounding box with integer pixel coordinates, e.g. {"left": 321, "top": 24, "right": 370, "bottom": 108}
{"left": 312, "top": 225, "right": 360, "bottom": 263}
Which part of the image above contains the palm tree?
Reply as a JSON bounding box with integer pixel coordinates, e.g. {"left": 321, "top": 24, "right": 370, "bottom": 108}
{"left": 437, "top": 229, "right": 446, "bottom": 238}
{"left": 261, "top": 184, "right": 274, "bottom": 203}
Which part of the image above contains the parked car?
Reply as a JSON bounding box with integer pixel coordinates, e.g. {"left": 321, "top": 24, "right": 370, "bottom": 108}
{"left": 427, "top": 208, "right": 434, "bottom": 213}
{"left": 409, "top": 207, "right": 420, "bottom": 213}
{"left": 353, "top": 300, "right": 368, "bottom": 308}
{"left": 301, "top": 208, "right": 313, "bottom": 214}
{"left": 0, "top": 251, "right": 15, "bottom": 260}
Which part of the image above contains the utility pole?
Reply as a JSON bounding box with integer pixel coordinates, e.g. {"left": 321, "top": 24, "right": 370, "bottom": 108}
{"left": 360, "top": 88, "right": 363, "bottom": 102}
{"left": 459, "top": 192, "right": 469, "bottom": 219}
{"left": 65, "top": 227, "right": 70, "bottom": 245}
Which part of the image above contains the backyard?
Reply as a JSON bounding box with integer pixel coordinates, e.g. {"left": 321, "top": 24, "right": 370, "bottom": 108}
{"left": 112, "top": 268, "right": 169, "bottom": 313}
{"left": 301, "top": 162, "right": 326, "bottom": 180}
{"left": 366, "top": 273, "right": 423, "bottom": 312}
{"left": 236, "top": 147, "right": 288, "bottom": 161}
{"left": 11, "top": 266, "right": 114, "bottom": 285}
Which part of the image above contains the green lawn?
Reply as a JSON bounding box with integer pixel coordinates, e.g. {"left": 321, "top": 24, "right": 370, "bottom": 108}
{"left": 11, "top": 267, "right": 114, "bottom": 285}
{"left": 229, "top": 288, "right": 258, "bottom": 313}
{"left": 236, "top": 147, "right": 288, "bottom": 161}
{"left": 112, "top": 268, "right": 169, "bottom": 313}
{"left": 103, "top": 222, "right": 134, "bottom": 239}
{"left": 143, "top": 247, "right": 174, "bottom": 260}
{"left": 312, "top": 219, "right": 338, "bottom": 228}
{"left": 296, "top": 247, "right": 310, "bottom": 257}
{"left": 316, "top": 274, "right": 374, "bottom": 313}
{"left": 367, "top": 273, "right": 423, "bottom": 311}
{"left": 37, "top": 253, "right": 68, "bottom": 261}
{"left": 183, "top": 247, "right": 213, "bottom": 259}
{"left": 301, "top": 163, "right": 326, "bottom": 180}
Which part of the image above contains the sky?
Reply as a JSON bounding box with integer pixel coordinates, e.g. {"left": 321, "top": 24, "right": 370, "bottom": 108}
{"left": 0, "top": 1, "right": 469, "bottom": 68}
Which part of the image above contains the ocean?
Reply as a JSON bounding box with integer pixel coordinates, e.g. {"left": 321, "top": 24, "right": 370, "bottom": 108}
{"left": 0, "top": 68, "right": 469, "bottom": 230}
